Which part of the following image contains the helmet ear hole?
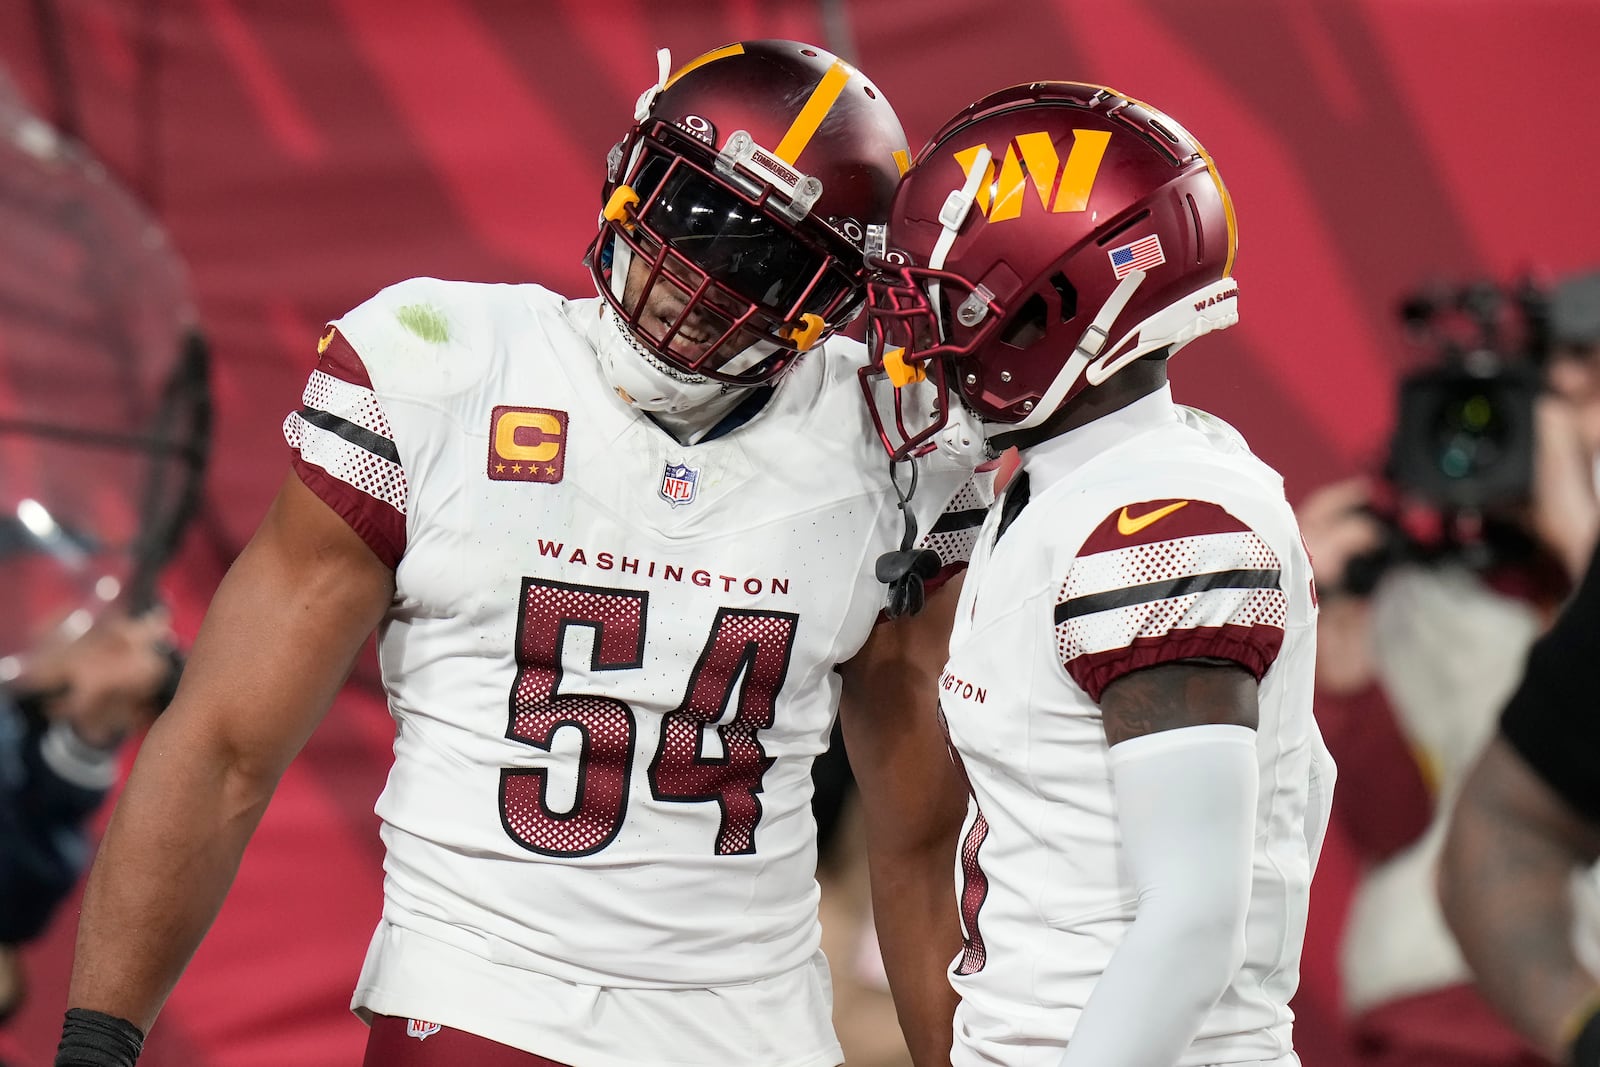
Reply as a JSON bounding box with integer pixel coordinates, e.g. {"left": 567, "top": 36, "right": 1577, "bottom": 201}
{"left": 1185, "top": 193, "right": 1206, "bottom": 262}
{"left": 1000, "top": 293, "right": 1049, "bottom": 350}
{"left": 1094, "top": 209, "right": 1151, "bottom": 249}
{"left": 1050, "top": 272, "right": 1078, "bottom": 324}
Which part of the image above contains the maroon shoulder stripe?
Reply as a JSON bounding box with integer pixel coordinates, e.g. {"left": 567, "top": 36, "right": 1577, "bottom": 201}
{"left": 1081, "top": 498, "right": 1251, "bottom": 555}
{"left": 316, "top": 329, "right": 375, "bottom": 389}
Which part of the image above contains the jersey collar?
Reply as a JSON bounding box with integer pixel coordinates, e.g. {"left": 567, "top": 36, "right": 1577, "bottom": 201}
{"left": 1019, "top": 384, "right": 1178, "bottom": 494}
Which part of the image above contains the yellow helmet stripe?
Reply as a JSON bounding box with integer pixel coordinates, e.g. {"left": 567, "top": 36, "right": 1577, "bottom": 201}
{"left": 774, "top": 59, "right": 851, "bottom": 166}
{"left": 893, "top": 148, "right": 911, "bottom": 176}
{"left": 1194, "top": 143, "right": 1239, "bottom": 276}
{"left": 664, "top": 43, "right": 744, "bottom": 89}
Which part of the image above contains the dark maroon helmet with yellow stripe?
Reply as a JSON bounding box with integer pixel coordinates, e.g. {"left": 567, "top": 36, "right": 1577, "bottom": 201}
{"left": 861, "top": 82, "right": 1240, "bottom": 459}
{"left": 587, "top": 40, "right": 910, "bottom": 386}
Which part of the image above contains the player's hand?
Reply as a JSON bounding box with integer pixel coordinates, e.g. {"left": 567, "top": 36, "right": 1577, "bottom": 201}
{"left": 1295, "top": 476, "right": 1387, "bottom": 597}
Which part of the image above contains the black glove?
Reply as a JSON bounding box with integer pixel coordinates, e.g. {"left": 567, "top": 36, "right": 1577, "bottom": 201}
{"left": 55, "top": 1008, "right": 144, "bottom": 1067}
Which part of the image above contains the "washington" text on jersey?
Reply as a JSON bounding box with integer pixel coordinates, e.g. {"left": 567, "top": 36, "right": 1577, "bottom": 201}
{"left": 535, "top": 539, "right": 791, "bottom": 598}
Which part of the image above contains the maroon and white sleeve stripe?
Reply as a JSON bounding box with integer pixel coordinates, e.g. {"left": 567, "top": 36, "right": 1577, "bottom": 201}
{"left": 282, "top": 330, "right": 408, "bottom": 568}
{"left": 916, "top": 462, "right": 1001, "bottom": 595}
{"left": 1055, "top": 499, "right": 1287, "bottom": 703}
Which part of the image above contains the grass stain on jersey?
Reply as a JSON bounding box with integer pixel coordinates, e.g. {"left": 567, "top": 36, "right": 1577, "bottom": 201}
{"left": 396, "top": 304, "right": 450, "bottom": 344}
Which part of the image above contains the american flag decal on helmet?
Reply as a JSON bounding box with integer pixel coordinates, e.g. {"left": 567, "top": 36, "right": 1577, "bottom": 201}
{"left": 1108, "top": 234, "right": 1165, "bottom": 279}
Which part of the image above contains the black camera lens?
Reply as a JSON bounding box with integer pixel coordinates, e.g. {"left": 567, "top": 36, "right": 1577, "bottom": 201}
{"left": 1432, "top": 388, "right": 1507, "bottom": 480}
{"left": 1390, "top": 363, "right": 1537, "bottom": 512}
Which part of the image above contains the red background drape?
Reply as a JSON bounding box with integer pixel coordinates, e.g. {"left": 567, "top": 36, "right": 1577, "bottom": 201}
{"left": 2, "top": 2, "right": 1597, "bottom": 1064}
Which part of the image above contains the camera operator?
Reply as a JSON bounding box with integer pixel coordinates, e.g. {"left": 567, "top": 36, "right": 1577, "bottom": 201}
{"left": 1299, "top": 271, "right": 1600, "bottom": 1066}
{"left": 0, "top": 609, "right": 181, "bottom": 1027}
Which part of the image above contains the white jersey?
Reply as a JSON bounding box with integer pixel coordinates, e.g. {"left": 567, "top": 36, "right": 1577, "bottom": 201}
{"left": 941, "top": 388, "right": 1332, "bottom": 1067}
{"left": 282, "top": 277, "right": 983, "bottom": 1065}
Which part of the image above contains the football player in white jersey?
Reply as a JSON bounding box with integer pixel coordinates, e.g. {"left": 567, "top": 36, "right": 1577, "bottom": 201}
{"left": 858, "top": 83, "right": 1335, "bottom": 1067}
{"left": 54, "top": 42, "right": 988, "bottom": 1067}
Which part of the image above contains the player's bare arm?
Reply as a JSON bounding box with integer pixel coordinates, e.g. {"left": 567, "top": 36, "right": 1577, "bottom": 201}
{"left": 837, "top": 572, "right": 967, "bottom": 1067}
{"left": 1440, "top": 735, "right": 1600, "bottom": 1060}
{"left": 67, "top": 473, "right": 393, "bottom": 1032}
{"left": 1099, "top": 658, "right": 1260, "bottom": 746}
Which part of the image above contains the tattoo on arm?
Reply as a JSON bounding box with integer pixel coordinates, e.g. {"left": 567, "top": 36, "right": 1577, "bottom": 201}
{"left": 1098, "top": 659, "right": 1259, "bottom": 747}
{"left": 1441, "top": 738, "right": 1600, "bottom": 1055}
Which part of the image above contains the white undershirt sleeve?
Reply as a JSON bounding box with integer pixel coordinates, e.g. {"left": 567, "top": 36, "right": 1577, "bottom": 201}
{"left": 1057, "top": 723, "right": 1259, "bottom": 1067}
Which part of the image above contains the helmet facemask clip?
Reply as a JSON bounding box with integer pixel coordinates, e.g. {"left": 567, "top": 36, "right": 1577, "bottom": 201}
{"left": 714, "top": 131, "right": 824, "bottom": 224}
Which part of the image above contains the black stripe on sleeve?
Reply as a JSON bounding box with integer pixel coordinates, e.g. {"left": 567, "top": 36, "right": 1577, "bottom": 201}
{"left": 1055, "top": 568, "right": 1282, "bottom": 624}
{"left": 297, "top": 406, "right": 400, "bottom": 464}
{"left": 931, "top": 508, "right": 988, "bottom": 534}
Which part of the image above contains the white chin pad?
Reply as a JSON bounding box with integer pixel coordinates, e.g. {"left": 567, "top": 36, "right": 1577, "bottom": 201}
{"left": 1096, "top": 277, "right": 1240, "bottom": 375}
{"left": 595, "top": 304, "right": 728, "bottom": 414}
{"left": 936, "top": 400, "right": 989, "bottom": 460}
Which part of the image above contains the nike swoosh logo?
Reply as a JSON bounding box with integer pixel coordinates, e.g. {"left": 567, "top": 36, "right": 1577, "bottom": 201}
{"left": 1117, "top": 500, "right": 1189, "bottom": 536}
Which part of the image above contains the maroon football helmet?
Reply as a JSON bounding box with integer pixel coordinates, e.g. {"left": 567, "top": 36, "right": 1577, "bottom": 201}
{"left": 860, "top": 82, "right": 1240, "bottom": 459}
{"left": 587, "top": 40, "right": 910, "bottom": 387}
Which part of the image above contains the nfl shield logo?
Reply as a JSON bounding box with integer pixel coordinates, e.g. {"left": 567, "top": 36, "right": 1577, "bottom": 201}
{"left": 406, "top": 1019, "right": 442, "bottom": 1041}
{"left": 660, "top": 462, "right": 699, "bottom": 507}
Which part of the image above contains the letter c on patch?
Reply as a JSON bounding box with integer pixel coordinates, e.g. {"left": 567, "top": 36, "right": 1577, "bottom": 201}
{"left": 496, "top": 410, "right": 563, "bottom": 462}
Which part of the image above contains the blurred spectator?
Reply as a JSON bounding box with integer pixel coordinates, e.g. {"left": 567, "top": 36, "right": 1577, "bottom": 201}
{"left": 0, "top": 60, "right": 205, "bottom": 1067}
{"left": 0, "top": 53, "right": 205, "bottom": 1044}
{"left": 0, "top": 610, "right": 179, "bottom": 1025}
{"left": 1300, "top": 269, "right": 1600, "bottom": 1066}
{"left": 1439, "top": 526, "right": 1600, "bottom": 1066}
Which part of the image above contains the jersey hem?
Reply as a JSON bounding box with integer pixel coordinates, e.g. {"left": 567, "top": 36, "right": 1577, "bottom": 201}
{"left": 354, "top": 990, "right": 843, "bottom": 1067}
{"left": 383, "top": 908, "right": 823, "bottom": 990}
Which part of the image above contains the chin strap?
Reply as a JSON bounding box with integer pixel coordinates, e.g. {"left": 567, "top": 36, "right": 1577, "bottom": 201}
{"left": 875, "top": 458, "right": 941, "bottom": 619}
{"left": 1008, "top": 266, "right": 1149, "bottom": 434}
{"left": 925, "top": 145, "right": 991, "bottom": 337}
{"left": 633, "top": 48, "right": 672, "bottom": 122}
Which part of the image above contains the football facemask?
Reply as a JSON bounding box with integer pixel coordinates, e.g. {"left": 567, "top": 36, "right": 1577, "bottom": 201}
{"left": 597, "top": 140, "right": 860, "bottom": 384}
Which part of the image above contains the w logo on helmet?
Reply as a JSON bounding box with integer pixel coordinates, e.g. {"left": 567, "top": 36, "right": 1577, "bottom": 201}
{"left": 954, "top": 130, "right": 1111, "bottom": 222}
